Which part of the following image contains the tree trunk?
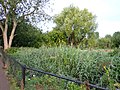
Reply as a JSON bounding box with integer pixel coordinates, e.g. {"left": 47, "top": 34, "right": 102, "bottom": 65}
{"left": 3, "top": 31, "right": 9, "bottom": 50}
{"left": 3, "top": 18, "right": 9, "bottom": 50}
{"left": 8, "top": 19, "right": 17, "bottom": 48}
{"left": 0, "top": 17, "right": 17, "bottom": 50}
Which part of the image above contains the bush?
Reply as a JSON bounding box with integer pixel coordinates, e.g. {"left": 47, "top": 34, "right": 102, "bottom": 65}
{"left": 6, "top": 47, "right": 20, "bottom": 54}
{"left": 108, "top": 48, "right": 120, "bottom": 57}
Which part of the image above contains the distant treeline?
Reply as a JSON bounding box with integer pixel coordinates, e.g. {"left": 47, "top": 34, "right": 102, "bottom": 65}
{"left": 0, "top": 21, "right": 119, "bottom": 49}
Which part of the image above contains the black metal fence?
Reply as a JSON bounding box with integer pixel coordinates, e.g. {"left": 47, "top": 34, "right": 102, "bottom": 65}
{"left": 0, "top": 48, "right": 109, "bottom": 90}
{"left": 8, "top": 57, "right": 109, "bottom": 90}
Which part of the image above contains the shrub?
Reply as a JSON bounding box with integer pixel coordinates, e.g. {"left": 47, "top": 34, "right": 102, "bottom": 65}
{"left": 108, "top": 48, "right": 120, "bottom": 57}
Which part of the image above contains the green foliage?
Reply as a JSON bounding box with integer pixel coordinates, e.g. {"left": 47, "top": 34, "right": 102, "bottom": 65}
{"left": 8, "top": 75, "right": 20, "bottom": 90}
{"left": 67, "top": 82, "right": 86, "bottom": 90}
{"left": 112, "top": 31, "right": 120, "bottom": 48}
{"left": 86, "top": 32, "right": 97, "bottom": 48}
{"left": 47, "top": 30, "right": 67, "bottom": 46}
{"left": 105, "top": 35, "right": 112, "bottom": 48}
{"left": 53, "top": 5, "right": 97, "bottom": 46}
{"left": 24, "top": 75, "right": 87, "bottom": 90}
{"left": 6, "top": 47, "right": 20, "bottom": 54}
{"left": 98, "top": 36, "right": 112, "bottom": 49}
{"left": 9, "top": 47, "right": 120, "bottom": 89}
{"left": 12, "top": 22, "right": 44, "bottom": 48}
{"left": 101, "top": 66, "right": 116, "bottom": 90}
{"left": 0, "top": 0, "right": 51, "bottom": 23}
{"left": 94, "top": 32, "right": 99, "bottom": 39}
{"left": 108, "top": 48, "right": 120, "bottom": 57}
{"left": 0, "top": 0, "right": 51, "bottom": 50}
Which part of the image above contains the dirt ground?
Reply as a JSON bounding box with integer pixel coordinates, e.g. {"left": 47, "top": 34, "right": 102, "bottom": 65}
{"left": 0, "top": 59, "right": 10, "bottom": 90}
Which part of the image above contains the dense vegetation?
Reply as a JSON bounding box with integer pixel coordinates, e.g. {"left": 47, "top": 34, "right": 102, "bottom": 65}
{"left": 0, "top": 0, "right": 51, "bottom": 50}
{"left": 8, "top": 47, "right": 120, "bottom": 90}
{"left": 1, "top": 22, "right": 120, "bottom": 49}
{"left": 0, "top": 5, "right": 120, "bottom": 49}
{"left": 0, "top": 2, "right": 120, "bottom": 90}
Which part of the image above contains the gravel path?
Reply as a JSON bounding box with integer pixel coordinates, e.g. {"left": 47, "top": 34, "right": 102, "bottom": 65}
{"left": 0, "top": 59, "right": 10, "bottom": 90}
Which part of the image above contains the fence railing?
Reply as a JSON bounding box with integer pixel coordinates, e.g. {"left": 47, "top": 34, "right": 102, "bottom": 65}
{"left": 0, "top": 48, "right": 109, "bottom": 90}
{"left": 9, "top": 57, "right": 109, "bottom": 90}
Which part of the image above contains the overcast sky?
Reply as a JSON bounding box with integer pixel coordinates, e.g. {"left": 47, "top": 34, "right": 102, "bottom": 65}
{"left": 39, "top": 0, "right": 120, "bottom": 37}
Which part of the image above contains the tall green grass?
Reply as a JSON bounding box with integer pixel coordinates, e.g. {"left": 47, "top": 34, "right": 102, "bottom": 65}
{"left": 9, "top": 46, "right": 120, "bottom": 89}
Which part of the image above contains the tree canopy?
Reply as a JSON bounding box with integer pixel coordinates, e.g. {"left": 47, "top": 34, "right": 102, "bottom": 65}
{"left": 112, "top": 31, "right": 120, "bottom": 48}
{"left": 12, "top": 21, "right": 43, "bottom": 47}
{"left": 0, "top": 0, "right": 50, "bottom": 22}
{"left": 0, "top": 0, "right": 51, "bottom": 50}
{"left": 53, "top": 5, "right": 97, "bottom": 46}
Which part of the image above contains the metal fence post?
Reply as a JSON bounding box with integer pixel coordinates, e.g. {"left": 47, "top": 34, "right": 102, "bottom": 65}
{"left": 21, "top": 65, "right": 26, "bottom": 89}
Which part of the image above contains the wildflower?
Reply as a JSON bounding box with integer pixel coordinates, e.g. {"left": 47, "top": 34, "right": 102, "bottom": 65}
{"left": 33, "top": 75, "right": 36, "bottom": 77}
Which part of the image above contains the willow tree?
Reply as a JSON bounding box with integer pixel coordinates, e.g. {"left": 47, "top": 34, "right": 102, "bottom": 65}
{"left": 53, "top": 5, "right": 97, "bottom": 46}
{"left": 0, "top": 0, "right": 51, "bottom": 50}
